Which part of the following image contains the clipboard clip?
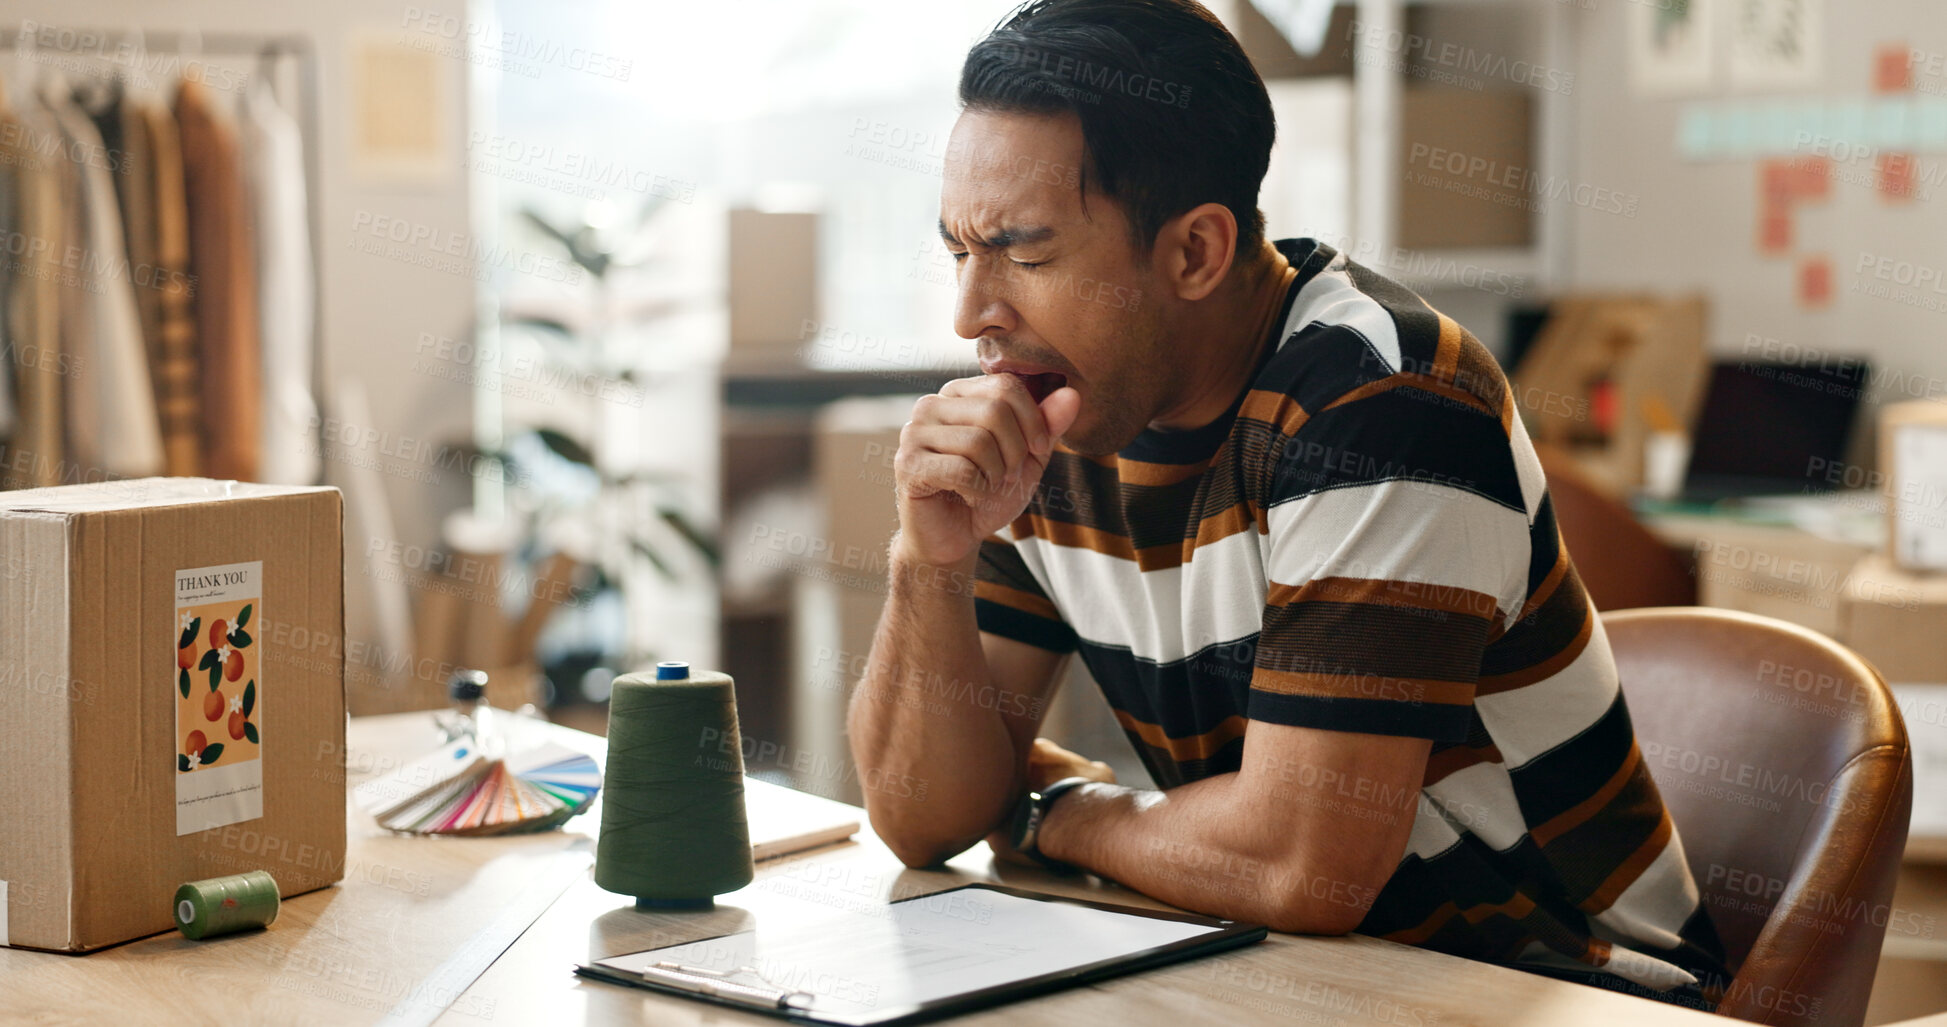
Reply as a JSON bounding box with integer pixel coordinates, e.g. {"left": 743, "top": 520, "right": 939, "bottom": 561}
{"left": 636, "top": 961, "right": 816, "bottom": 1011}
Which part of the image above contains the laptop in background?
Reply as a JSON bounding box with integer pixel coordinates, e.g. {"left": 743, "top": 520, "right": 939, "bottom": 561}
{"left": 1680, "top": 358, "right": 1870, "bottom": 503}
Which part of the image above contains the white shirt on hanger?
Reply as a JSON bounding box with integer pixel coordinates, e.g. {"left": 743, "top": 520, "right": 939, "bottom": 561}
{"left": 241, "top": 75, "right": 318, "bottom": 486}
{"left": 42, "top": 74, "right": 165, "bottom": 480}
{"left": 0, "top": 92, "right": 18, "bottom": 442}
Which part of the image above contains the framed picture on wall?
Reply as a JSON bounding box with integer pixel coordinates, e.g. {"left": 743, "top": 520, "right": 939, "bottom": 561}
{"left": 1728, "top": 0, "right": 1824, "bottom": 89}
{"left": 348, "top": 30, "right": 454, "bottom": 187}
{"left": 1629, "top": 0, "right": 1717, "bottom": 98}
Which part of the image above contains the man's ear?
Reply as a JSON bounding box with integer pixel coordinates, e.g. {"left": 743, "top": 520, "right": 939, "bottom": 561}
{"left": 1152, "top": 203, "right": 1238, "bottom": 303}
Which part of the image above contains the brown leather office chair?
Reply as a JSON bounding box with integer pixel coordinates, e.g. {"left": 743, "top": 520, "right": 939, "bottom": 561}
{"left": 1539, "top": 444, "right": 1697, "bottom": 610}
{"left": 1604, "top": 608, "right": 1912, "bottom": 1027}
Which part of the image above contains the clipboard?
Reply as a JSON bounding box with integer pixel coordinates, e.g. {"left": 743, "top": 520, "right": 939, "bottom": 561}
{"left": 574, "top": 883, "right": 1267, "bottom": 1025}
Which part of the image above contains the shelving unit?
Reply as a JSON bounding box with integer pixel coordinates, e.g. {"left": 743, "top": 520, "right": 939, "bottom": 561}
{"left": 1219, "top": 0, "right": 1579, "bottom": 332}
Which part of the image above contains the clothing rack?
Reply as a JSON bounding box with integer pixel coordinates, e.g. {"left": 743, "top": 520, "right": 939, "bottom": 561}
{"left": 0, "top": 27, "right": 328, "bottom": 486}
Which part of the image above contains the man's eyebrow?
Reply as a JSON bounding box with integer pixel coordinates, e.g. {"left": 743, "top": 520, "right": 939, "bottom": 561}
{"left": 938, "top": 220, "right": 1057, "bottom": 249}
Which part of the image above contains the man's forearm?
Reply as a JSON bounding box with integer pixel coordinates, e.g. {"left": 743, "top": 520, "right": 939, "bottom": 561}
{"left": 1036, "top": 774, "right": 1400, "bottom": 934}
{"left": 848, "top": 544, "right": 1022, "bottom": 867}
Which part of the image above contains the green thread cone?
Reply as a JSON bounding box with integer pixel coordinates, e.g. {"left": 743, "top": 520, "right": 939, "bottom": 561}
{"left": 174, "top": 870, "right": 280, "bottom": 940}
{"left": 595, "top": 667, "right": 754, "bottom": 904}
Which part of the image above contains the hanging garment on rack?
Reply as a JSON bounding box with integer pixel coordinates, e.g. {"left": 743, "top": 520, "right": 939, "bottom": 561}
{"left": 40, "top": 85, "right": 94, "bottom": 476}
{"left": 177, "top": 77, "right": 262, "bottom": 482}
{"left": 0, "top": 87, "right": 18, "bottom": 446}
{"left": 118, "top": 91, "right": 203, "bottom": 477}
{"left": 78, "top": 75, "right": 125, "bottom": 177}
{"left": 84, "top": 75, "right": 202, "bottom": 477}
{"left": 44, "top": 75, "right": 166, "bottom": 480}
{"left": 2, "top": 83, "right": 69, "bottom": 488}
{"left": 242, "top": 76, "right": 317, "bottom": 486}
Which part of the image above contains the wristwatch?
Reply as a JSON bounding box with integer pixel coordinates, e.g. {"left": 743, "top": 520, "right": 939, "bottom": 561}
{"left": 1008, "top": 776, "right": 1094, "bottom": 871}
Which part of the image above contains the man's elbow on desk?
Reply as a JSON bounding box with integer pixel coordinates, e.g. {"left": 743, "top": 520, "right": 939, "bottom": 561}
{"left": 879, "top": 827, "right": 970, "bottom": 871}
{"left": 863, "top": 796, "right": 994, "bottom": 870}
{"left": 1255, "top": 863, "right": 1382, "bottom": 936}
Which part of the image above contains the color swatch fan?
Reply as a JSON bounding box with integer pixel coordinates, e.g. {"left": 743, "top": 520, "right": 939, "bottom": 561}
{"left": 355, "top": 739, "right": 601, "bottom": 836}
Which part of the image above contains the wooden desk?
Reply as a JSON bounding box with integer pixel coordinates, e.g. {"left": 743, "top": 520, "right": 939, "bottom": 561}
{"left": 0, "top": 713, "right": 597, "bottom": 1024}
{"left": 1, "top": 714, "right": 1723, "bottom": 1026}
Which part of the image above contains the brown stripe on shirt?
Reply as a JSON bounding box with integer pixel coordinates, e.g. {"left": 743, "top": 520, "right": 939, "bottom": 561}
{"left": 1251, "top": 668, "right": 1476, "bottom": 706}
{"left": 1022, "top": 512, "right": 1233, "bottom": 572}
{"left": 1318, "top": 374, "right": 1500, "bottom": 422}
{"left": 1581, "top": 811, "right": 1678, "bottom": 916}
{"left": 1114, "top": 709, "right": 1249, "bottom": 763}
{"left": 975, "top": 579, "right": 1064, "bottom": 622}
{"left": 1531, "top": 742, "right": 1644, "bottom": 848}
{"left": 1259, "top": 599, "right": 1496, "bottom": 686}
{"left": 1386, "top": 892, "right": 1541, "bottom": 947}
{"left": 1238, "top": 387, "right": 1309, "bottom": 438}
{"left": 1479, "top": 613, "right": 1594, "bottom": 695}
{"left": 1104, "top": 453, "right": 1214, "bottom": 488}
{"left": 1423, "top": 741, "right": 1508, "bottom": 788}
{"left": 1268, "top": 576, "right": 1500, "bottom": 620}
{"left": 1432, "top": 312, "right": 1465, "bottom": 384}
{"left": 1186, "top": 501, "right": 1255, "bottom": 558}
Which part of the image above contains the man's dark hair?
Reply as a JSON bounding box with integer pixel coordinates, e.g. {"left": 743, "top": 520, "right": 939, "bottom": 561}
{"left": 959, "top": 0, "right": 1275, "bottom": 256}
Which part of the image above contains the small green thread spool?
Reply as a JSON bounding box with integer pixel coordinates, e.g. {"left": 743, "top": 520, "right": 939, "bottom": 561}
{"left": 174, "top": 870, "right": 280, "bottom": 939}
{"left": 595, "top": 662, "right": 754, "bottom": 909}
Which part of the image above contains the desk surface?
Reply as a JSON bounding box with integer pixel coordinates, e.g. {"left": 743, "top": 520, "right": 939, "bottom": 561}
{"left": 1, "top": 714, "right": 1731, "bottom": 1027}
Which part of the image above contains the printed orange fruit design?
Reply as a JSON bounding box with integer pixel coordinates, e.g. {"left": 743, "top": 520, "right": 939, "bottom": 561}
{"left": 176, "top": 602, "right": 258, "bottom": 773}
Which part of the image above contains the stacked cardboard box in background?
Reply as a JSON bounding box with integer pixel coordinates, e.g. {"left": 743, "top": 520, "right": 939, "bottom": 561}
{"left": 1843, "top": 400, "right": 1947, "bottom": 683}
{"left": 1881, "top": 400, "right": 1947, "bottom": 575}
{"left": 1851, "top": 402, "right": 1947, "bottom": 1022}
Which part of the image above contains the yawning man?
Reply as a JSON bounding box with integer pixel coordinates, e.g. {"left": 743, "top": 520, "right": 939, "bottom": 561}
{"left": 847, "top": 0, "right": 1727, "bottom": 1006}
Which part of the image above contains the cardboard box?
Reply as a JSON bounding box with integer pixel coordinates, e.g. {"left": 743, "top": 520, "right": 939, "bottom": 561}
{"left": 729, "top": 208, "right": 818, "bottom": 362}
{"left": 0, "top": 479, "right": 345, "bottom": 952}
{"left": 1510, "top": 295, "right": 1710, "bottom": 497}
{"left": 1881, "top": 400, "right": 1947, "bottom": 573}
{"left": 1225, "top": 0, "right": 1354, "bottom": 79}
{"left": 1397, "top": 89, "right": 1535, "bottom": 250}
{"left": 1670, "top": 516, "right": 1872, "bottom": 641}
{"left": 791, "top": 396, "right": 913, "bottom": 803}
{"left": 1841, "top": 552, "right": 1947, "bottom": 684}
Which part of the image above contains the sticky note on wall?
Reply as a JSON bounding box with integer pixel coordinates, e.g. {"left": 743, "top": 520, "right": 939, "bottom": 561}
{"left": 1798, "top": 256, "right": 1833, "bottom": 309}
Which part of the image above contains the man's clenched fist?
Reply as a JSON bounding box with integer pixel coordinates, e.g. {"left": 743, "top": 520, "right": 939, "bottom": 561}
{"left": 893, "top": 373, "right": 1080, "bottom": 567}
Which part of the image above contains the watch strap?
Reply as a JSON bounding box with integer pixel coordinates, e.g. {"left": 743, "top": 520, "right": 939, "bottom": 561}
{"left": 1038, "top": 775, "right": 1093, "bottom": 808}
{"left": 1012, "top": 776, "right": 1095, "bottom": 871}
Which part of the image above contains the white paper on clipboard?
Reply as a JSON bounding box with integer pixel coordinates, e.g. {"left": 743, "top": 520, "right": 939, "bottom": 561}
{"left": 588, "top": 886, "right": 1232, "bottom": 1025}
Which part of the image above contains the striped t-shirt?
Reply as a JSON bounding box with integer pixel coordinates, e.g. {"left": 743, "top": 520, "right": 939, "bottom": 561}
{"left": 975, "top": 239, "right": 1727, "bottom": 995}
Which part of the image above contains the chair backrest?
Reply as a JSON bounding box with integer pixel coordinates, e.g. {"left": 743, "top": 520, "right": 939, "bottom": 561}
{"left": 1537, "top": 444, "right": 1696, "bottom": 610}
{"left": 1603, "top": 608, "right": 1912, "bottom": 1027}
